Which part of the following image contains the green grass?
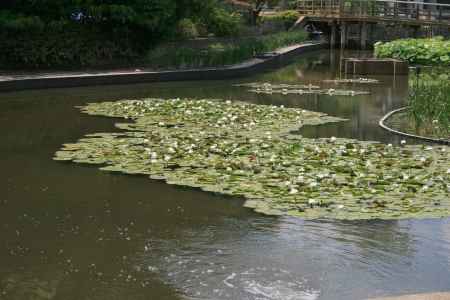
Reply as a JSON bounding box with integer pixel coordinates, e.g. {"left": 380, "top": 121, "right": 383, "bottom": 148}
{"left": 408, "top": 68, "right": 450, "bottom": 137}
{"left": 145, "top": 30, "right": 308, "bottom": 69}
{"left": 374, "top": 37, "right": 450, "bottom": 66}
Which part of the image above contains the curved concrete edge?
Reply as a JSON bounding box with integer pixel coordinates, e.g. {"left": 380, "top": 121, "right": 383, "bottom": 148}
{"left": 0, "top": 42, "right": 325, "bottom": 93}
{"left": 367, "top": 292, "right": 450, "bottom": 300}
{"left": 379, "top": 107, "right": 450, "bottom": 145}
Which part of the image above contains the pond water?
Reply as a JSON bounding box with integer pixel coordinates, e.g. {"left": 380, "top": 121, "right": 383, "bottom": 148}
{"left": 1, "top": 50, "right": 449, "bottom": 300}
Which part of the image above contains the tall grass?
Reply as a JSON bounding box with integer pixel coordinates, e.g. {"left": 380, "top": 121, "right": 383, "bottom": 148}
{"left": 145, "top": 30, "right": 308, "bottom": 69}
{"left": 409, "top": 69, "right": 450, "bottom": 135}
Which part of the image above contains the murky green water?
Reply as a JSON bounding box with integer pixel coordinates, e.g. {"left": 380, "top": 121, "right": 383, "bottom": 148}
{"left": 1, "top": 50, "right": 449, "bottom": 300}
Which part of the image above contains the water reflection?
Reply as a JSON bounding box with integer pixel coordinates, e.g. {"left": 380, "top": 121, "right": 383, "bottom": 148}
{"left": 1, "top": 50, "right": 450, "bottom": 300}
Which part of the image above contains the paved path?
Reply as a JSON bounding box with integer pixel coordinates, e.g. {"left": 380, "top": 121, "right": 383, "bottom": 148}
{"left": 369, "top": 292, "right": 450, "bottom": 300}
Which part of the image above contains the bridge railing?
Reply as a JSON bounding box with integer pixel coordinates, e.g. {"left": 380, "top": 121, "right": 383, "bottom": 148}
{"left": 296, "top": 0, "right": 450, "bottom": 25}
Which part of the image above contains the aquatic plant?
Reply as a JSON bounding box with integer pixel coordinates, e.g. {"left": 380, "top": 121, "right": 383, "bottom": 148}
{"left": 235, "top": 82, "right": 370, "bottom": 96}
{"left": 374, "top": 37, "right": 450, "bottom": 66}
{"left": 323, "top": 78, "right": 380, "bottom": 84}
{"left": 55, "top": 98, "right": 450, "bottom": 220}
{"left": 409, "top": 70, "right": 450, "bottom": 137}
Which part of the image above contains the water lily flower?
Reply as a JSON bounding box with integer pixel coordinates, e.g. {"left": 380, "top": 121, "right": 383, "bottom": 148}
{"left": 308, "top": 199, "right": 317, "bottom": 205}
{"left": 337, "top": 205, "right": 344, "bottom": 209}
{"left": 330, "top": 136, "right": 337, "bottom": 142}
{"left": 164, "top": 155, "right": 171, "bottom": 161}
{"left": 150, "top": 152, "right": 158, "bottom": 159}
{"left": 400, "top": 140, "right": 406, "bottom": 145}
{"left": 226, "top": 100, "right": 232, "bottom": 105}
{"left": 289, "top": 188, "right": 299, "bottom": 195}
{"left": 168, "top": 147, "right": 176, "bottom": 154}
{"left": 158, "top": 122, "right": 165, "bottom": 126}
{"left": 447, "top": 169, "right": 450, "bottom": 174}
{"left": 387, "top": 144, "right": 393, "bottom": 147}
{"left": 309, "top": 182, "right": 318, "bottom": 188}
{"left": 226, "top": 167, "right": 232, "bottom": 172}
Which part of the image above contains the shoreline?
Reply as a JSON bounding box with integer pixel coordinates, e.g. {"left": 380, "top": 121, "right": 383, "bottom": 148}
{"left": 0, "top": 42, "right": 324, "bottom": 93}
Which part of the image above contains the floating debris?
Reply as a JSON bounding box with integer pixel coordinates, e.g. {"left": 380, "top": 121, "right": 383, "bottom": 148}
{"left": 323, "top": 78, "right": 380, "bottom": 84}
{"left": 55, "top": 98, "right": 450, "bottom": 220}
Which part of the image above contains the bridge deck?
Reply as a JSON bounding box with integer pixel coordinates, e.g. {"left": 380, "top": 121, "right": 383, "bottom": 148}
{"left": 296, "top": 0, "right": 450, "bottom": 27}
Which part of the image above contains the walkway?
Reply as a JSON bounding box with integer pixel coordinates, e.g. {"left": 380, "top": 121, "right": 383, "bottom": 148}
{"left": 297, "top": 0, "right": 450, "bottom": 26}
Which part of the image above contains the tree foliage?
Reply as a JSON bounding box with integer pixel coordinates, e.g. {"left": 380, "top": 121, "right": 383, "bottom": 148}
{"left": 0, "top": 0, "right": 241, "bottom": 67}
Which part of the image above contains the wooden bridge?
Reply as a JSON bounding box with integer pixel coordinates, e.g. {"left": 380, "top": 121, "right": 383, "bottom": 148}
{"left": 295, "top": 0, "right": 450, "bottom": 47}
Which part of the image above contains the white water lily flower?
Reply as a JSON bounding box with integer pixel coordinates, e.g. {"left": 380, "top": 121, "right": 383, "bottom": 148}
{"left": 158, "top": 122, "right": 165, "bottom": 126}
{"left": 402, "top": 174, "right": 409, "bottom": 180}
{"left": 289, "top": 188, "right": 299, "bottom": 195}
{"left": 308, "top": 199, "right": 317, "bottom": 205}
{"left": 309, "top": 182, "right": 318, "bottom": 188}
{"left": 337, "top": 205, "right": 344, "bottom": 209}
{"left": 330, "top": 136, "right": 337, "bottom": 142}
{"left": 387, "top": 144, "right": 393, "bottom": 147}
{"left": 150, "top": 152, "right": 158, "bottom": 159}
{"left": 168, "top": 147, "right": 176, "bottom": 154}
{"left": 400, "top": 140, "right": 406, "bottom": 145}
{"left": 164, "top": 155, "right": 171, "bottom": 161}
{"left": 226, "top": 167, "right": 232, "bottom": 172}
{"left": 225, "top": 100, "right": 232, "bottom": 105}
{"left": 420, "top": 157, "right": 427, "bottom": 163}
{"left": 447, "top": 169, "right": 450, "bottom": 174}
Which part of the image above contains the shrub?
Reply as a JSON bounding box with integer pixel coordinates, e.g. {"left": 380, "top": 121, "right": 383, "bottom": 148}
{"left": 260, "top": 10, "right": 300, "bottom": 30}
{"left": 146, "top": 30, "right": 308, "bottom": 69}
{"left": 207, "top": 8, "right": 241, "bottom": 37}
{"left": 374, "top": 37, "right": 450, "bottom": 66}
{"left": 176, "top": 18, "right": 199, "bottom": 39}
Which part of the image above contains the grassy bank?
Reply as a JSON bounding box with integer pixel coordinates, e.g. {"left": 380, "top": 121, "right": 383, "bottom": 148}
{"left": 374, "top": 37, "right": 450, "bottom": 66}
{"left": 145, "top": 30, "right": 308, "bottom": 69}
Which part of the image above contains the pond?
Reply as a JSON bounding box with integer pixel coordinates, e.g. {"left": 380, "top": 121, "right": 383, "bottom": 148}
{"left": 1, "top": 50, "right": 449, "bottom": 300}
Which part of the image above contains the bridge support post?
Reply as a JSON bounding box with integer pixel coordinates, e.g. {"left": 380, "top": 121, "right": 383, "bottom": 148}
{"left": 340, "top": 22, "right": 348, "bottom": 49}
{"left": 330, "top": 22, "right": 337, "bottom": 48}
{"left": 360, "top": 22, "right": 368, "bottom": 50}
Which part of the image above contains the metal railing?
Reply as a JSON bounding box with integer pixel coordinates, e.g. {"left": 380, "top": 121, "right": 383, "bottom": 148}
{"left": 296, "top": 0, "right": 450, "bottom": 25}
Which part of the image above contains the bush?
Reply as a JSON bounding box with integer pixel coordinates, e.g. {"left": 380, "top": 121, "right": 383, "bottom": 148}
{"left": 260, "top": 10, "right": 300, "bottom": 30}
{"left": 374, "top": 37, "right": 450, "bottom": 66}
{"left": 207, "top": 8, "right": 241, "bottom": 37}
{"left": 146, "top": 30, "right": 308, "bottom": 69}
{"left": 176, "top": 18, "right": 199, "bottom": 39}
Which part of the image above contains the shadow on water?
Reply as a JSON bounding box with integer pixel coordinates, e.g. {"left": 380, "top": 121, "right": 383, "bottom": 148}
{"left": 1, "top": 50, "right": 450, "bottom": 300}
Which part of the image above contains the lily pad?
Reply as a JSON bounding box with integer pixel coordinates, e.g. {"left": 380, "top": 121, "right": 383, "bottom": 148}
{"left": 54, "top": 98, "right": 450, "bottom": 220}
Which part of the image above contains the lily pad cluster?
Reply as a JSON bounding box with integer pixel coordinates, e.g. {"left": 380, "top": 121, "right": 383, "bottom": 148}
{"left": 323, "top": 78, "right": 380, "bottom": 84}
{"left": 55, "top": 98, "right": 450, "bottom": 220}
{"left": 235, "top": 82, "right": 370, "bottom": 96}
